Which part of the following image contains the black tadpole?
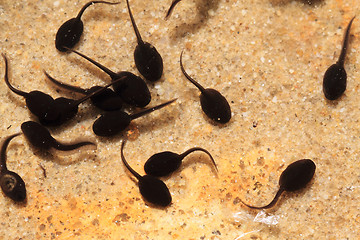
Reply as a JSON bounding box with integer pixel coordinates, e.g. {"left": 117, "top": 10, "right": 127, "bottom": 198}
{"left": 64, "top": 47, "right": 151, "bottom": 107}
{"left": 144, "top": 147, "right": 218, "bottom": 177}
{"left": 3, "top": 53, "right": 60, "bottom": 123}
{"left": 0, "top": 133, "right": 26, "bottom": 202}
{"left": 121, "top": 140, "right": 172, "bottom": 207}
{"left": 55, "top": 1, "right": 120, "bottom": 52}
{"left": 126, "top": 0, "right": 163, "bottom": 81}
{"left": 165, "top": 0, "right": 182, "bottom": 19}
{"left": 180, "top": 50, "right": 231, "bottom": 124}
{"left": 21, "top": 121, "right": 96, "bottom": 152}
{"left": 92, "top": 98, "right": 177, "bottom": 136}
{"left": 323, "top": 16, "right": 356, "bottom": 100}
{"left": 240, "top": 159, "right": 316, "bottom": 210}
{"left": 44, "top": 70, "right": 123, "bottom": 111}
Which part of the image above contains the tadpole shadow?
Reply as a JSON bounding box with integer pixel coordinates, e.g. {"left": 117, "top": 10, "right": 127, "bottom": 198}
{"left": 169, "top": 0, "right": 221, "bottom": 43}
{"left": 181, "top": 153, "right": 218, "bottom": 176}
{"left": 269, "top": 0, "right": 324, "bottom": 6}
{"left": 27, "top": 144, "right": 97, "bottom": 166}
{"left": 133, "top": 104, "right": 178, "bottom": 135}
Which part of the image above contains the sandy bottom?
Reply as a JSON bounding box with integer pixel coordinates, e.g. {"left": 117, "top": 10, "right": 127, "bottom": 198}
{"left": 0, "top": 0, "right": 359, "bottom": 239}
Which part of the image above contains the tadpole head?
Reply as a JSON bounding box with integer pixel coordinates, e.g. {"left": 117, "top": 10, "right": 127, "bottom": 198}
{"left": 55, "top": 18, "right": 84, "bottom": 52}
{"left": 134, "top": 42, "right": 163, "bottom": 82}
{"left": 138, "top": 175, "right": 172, "bottom": 207}
{"left": 88, "top": 86, "right": 123, "bottom": 111}
{"left": 144, "top": 151, "right": 182, "bottom": 177}
{"left": 323, "top": 64, "right": 347, "bottom": 100}
{"left": 0, "top": 170, "right": 26, "bottom": 202}
{"left": 21, "top": 121, "right": 55, "bottom": 150}
{"left": 279, "top": 159, "right": 316, "bottom": 192}
{"left": 92, "top": 110, "right": 132, "bottom": 137}
{"left": 112, "top": 72, "right": 151, "bottom": 107}
{"left": 25, "top": 91, "right": 60, "bottom": 123}
{"left": 200, "top": 88, "right": 231, "bottom": 124}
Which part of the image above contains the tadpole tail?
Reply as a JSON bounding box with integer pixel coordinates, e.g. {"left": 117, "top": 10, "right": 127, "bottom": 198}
{"left": 121, "top": 140, "right": 142, "bottom": 180}
{"left": 130, "top": 98, "right": 177, "bottom": 120}
{"left": 180, "top": 50, "right": 206, "bottom": 93}
{"left": 53, "top": 140, "right": 96, "bottom": 151}
{"left": 73, "top": 76, "right": 125, "bottom": 105}
{"left": 337, "top": 16, "right": 356, "bottom": 67}
{"left": 76, "top": 1, "right": 120, "bottom": 20}
{"left": 0, "top": 133, "right": 21, "bottom": 172}
{"left": 64, "top": 47, "right": 118, "bottom": 79}
{"left": 179, "top": 147, "right": 218, "bottom": 172}
{"left": 2, "top": 54, "right": 28, "bottom": 97}
{"left": 43, "top": 70, "right": 87, "bottom": 94}
{"left": 240, "top": 188, "right": 285, "bottom": 210}
{"left": 165, "top": 0, "right": 182, "bottom": 19}
{"left": 126, "top": 0, "right": 144, "bottom": 45}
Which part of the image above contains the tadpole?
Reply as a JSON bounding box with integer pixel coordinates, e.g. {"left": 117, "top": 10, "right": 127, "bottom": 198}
{"left": 144, "top": 147, "right": 218, "bottom": 177}
{"left": 126, "top": 0, "right": 163, "bottom": 82}
{"left": 0, "top": 133, "right": 26, "bottom": 202}
{"left": 65, "top": 47, "right": 151, "bottom": 107}
{"left": 21, "top": 121, "right": 96, "bottom": 152}
{"left": 180, "top": 50, "right": 231, "bottom": 123}
{"left": 92, "top": 98, "right": 177, "bottom": 136}
{"left": 240, "top": 159, "right": 316, "bottom": 209}
{"left": 323, "top": 16, "right": 356, "bottom": 100}
{"left": 121, "top": 140, "right": 172, "bottom": 207}
{"left": 55, "top": 1, "right": 120, "bottom": 52}
{"left": 3, "top": 53, "right": 60, "bottom": 123}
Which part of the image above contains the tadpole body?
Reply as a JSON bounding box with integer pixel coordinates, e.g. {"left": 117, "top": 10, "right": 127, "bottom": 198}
{"left": 55, "top": 1, "right": 120, "bottom": 52}
{"left": 144, "top": 147, "right": 217, "bottom": 177}
{"left": 92, "top": 98, "right": 176, "bottom": 136}
{"left": 241, "top": 159, "right": 316, "bottom": 209}
{"left": 65, "top": 48, "right": 151, "bottom": 107}
{"left": 121, "top": 140, "right": 172, "bottom": 207}
{"left": 3, "top": 54, "right": 60, "bottom": 123}
{"left": 180, "top": 51, "right": 231, "bottom": 124}
{"left": 126, "top": 0, "right": 163, "bottom": 82}
{"left": 44, "top": 71, "right": 123, "bottom": 111}
{"left": 0, "top": 133, "right": 26, "bottom": 202}
{"left": 323, "top": 16, "right": 356, "bottom": 100}
{"left": 21, "top": 121, "right": 96, "bottom": 152}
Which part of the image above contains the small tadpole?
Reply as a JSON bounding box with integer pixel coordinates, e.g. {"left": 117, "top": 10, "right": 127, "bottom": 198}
{"left": 0, "top": 133, "right": 27, "bottom": 202}
{"left": 3, "top": 53, "right": 60, "bottom": 123}
{"left": 323, "top": 16, "right": 356, "bottom": 100}
{"left": 180, "top": 50, "right": 231, "bottom": 124}
{"left": 165, "top": 0, "right": 182, "bottom": 19}
{"left": 126, "top": 0, "right": 163, "bottom": 82}
{"left": 121, "top": 140, "right": 172, "bottom": 207}
{"left": 55, "top": 1, "right": 120, "bottom": 52}
{"left": 240, "top": 159, "right": 316, "bottom": 210}
{"left": 44, "top": 70, "right": 123, "bottom": 111}
{"left": 144, "top": 147, "right": 218, "bottom": 177}
{"left": 21, "top": 121, "right": 96, "bottom": 152}
{"left": 65, "top": 47, "right": 151, "bottom": 107}
{"left": 92, "top": 98, "right": 177, "bottom": 136}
